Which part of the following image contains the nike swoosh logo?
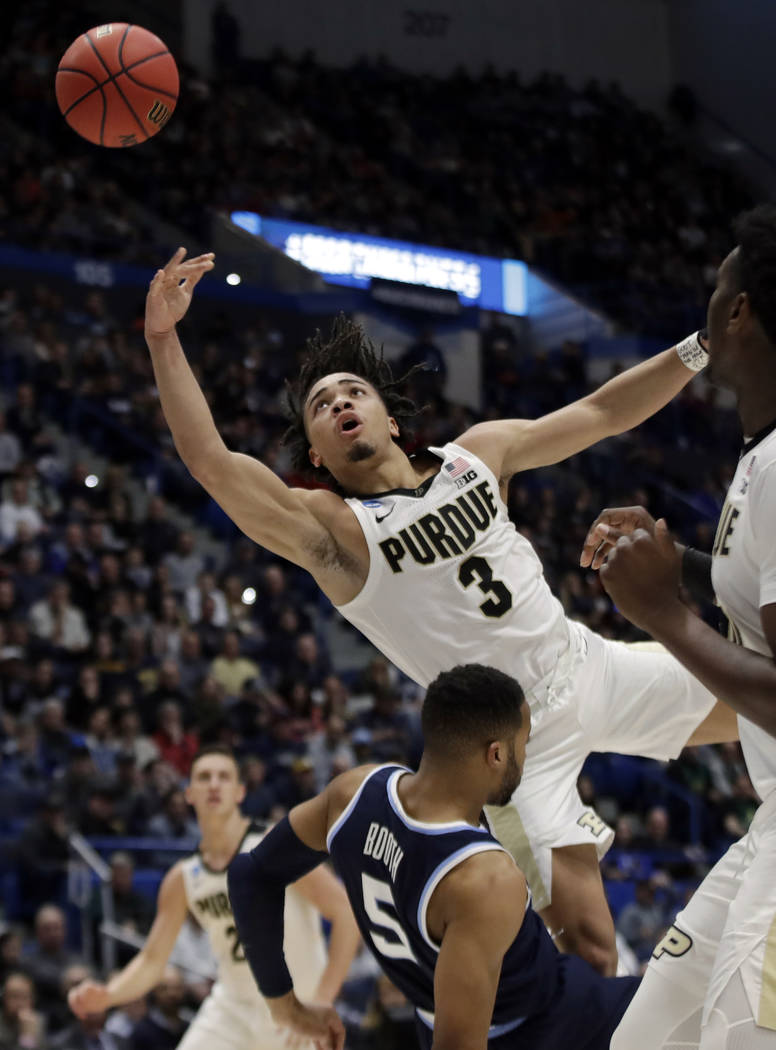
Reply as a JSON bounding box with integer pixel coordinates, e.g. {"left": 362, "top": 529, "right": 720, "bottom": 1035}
{"left": 375, "top": 507, "right": 396, "bottom": 524}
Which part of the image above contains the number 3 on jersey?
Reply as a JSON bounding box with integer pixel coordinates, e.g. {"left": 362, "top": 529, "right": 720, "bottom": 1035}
{"left": 361, "top": 873, "right": 417, "bottom": 963}
{"left": 458, "top": 555, "right": 513, "bottom": 618}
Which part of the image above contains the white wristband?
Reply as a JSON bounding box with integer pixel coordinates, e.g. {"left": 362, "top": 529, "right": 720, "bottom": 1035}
{"left": 675, "top": 331, "right": 709, "bottom": 372}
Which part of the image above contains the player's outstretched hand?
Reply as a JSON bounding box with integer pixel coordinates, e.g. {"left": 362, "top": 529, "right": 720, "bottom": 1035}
{"left": 145, "top": 247, "right": 215, "bottom": 338}
{"left": 599, "top": 519, "right": 682, "bottom": 631}
{"left": 270, "top": 993, "right": 345, "bottom": 1050}
{"left": 68, "top": 979, "right": 111, "bottom": 1019}
{"left": 580, "top": 505, "right": 657, "bottom": 570}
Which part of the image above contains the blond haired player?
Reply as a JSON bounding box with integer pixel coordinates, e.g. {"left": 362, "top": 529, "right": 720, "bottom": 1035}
{"left": 68, "top": 746, "right": 360, "bottom": 1050}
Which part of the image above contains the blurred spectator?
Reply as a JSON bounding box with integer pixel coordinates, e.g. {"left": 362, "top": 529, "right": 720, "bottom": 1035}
{"left": 0, "top": 479, "right": 45, "bottom": 547}
{"left": 0, "top": 972, "right": 46, "bottom": 1050}
{"left": 0, "top": 414, "right": 22, "bottom": 480}
{"left": 151, "top": 703, "right": 198, "bottom": 778}
{"left": 0, "top": 932, "right": 25, "bottom": 990}
{"left": 89, "top": 852, "right": 153, "bottom": 966}
{"left": 161, "top": 533, "right": 204, "bottom": 596}
{"left": 176, "top": 632, "right": 209, "bottom": 695}
{"left": 128, "top": 966, "right": 188, "bottom": 1050}
{"left": 615, "top": 878, "right": 672, "bottom": 963}
{"left": 146, "top": 789, "right": 198, "bottom": 840}
{"left": 355, "top": 690, "right": 414, "bottom": 764}
{"left": 113, "top": 710, "right": 158, "bottom": 771}
{"left": 29, "top": 583, "right": 90, "bottom": 657}
{"left": 22, "top": 906, "right": 83, "bottom": 1023}
{"left": 183, "top": 572, "right": 228, "bottom": 628}
{"left": 50, "top": 963, "right": 122, "bottom": 1050}
{"left": 307, "top": 713, "right": 356, "bottom": 792}
{"left": 209, "top": 631, "right": 260, "bottom": 699}
{"left": 238, "top": 756, "right": 276, "bottom": 820}
{"left": 77, "top": 777, "right": 122, "bottom": 836}
{"left": 15, "top": 798, "right": 69, "bottom": 919}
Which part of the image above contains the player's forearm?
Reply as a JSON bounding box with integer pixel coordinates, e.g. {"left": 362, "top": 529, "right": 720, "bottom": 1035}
{"left": 313, "top": 905, "right": 361, "bottom": 1004}
{"left": 145, "top": 327, "right": 227, "bottom": 473}
{"left": 646, "top": 601, "right": 776, "bottom": 736}
{"left": 105, "top": 950, "right": 166, "bottom": 1005}
{"left": 591, "top": 347, "right": 696, "bottom": 435}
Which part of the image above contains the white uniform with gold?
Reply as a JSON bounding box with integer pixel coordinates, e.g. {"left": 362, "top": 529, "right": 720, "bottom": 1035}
{"left": 177, "top": 825, "right": 328, "bottom": 1050}
{"left": 338, "top": 442, "right": 715, "bottom": 908}
{"left": 612, "top": 425, "right": 776, "bottom": 1050}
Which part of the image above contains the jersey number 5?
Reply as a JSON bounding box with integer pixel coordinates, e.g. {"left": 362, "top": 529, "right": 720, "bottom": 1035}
{"left": 361, "top": 873, "right": 418, "bottom": 963}
{"left": 458, "top": 555, "right": 513, "bottom": 618}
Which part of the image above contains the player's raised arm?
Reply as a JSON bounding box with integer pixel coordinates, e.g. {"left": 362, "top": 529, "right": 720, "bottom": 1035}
{"left": 144, "top": 249, "right": 348, "bottom": 576}
{"left": 429, "top": 852, "right": 526, "bottom": 1050}
{"left": 68, "top": 862, "right": 189, "bottom": 1018}
{"left": 457, "top": 332, "right": 708, "bottom": 482}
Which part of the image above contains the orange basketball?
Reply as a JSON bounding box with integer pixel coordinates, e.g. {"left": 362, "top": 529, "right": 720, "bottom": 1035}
{"left": 55, "top": 23, "right": 179, "bottom": 148}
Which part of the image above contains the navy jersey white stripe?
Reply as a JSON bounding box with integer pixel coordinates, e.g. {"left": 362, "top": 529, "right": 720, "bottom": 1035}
{"left": 327, "top": 765, "right": 561, "bottom": 1027}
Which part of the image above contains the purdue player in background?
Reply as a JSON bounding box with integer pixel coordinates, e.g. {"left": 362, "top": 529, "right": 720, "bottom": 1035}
{"left": 143, "top": 248, "right": 737, "bottom": 976}
{"left": 227, "top": 664, "right": 639, "bottom": 1050}
{"left": 582, "top": 204, "right": 776, "bottom": 1047}
{"left": 68, "top": 746, "right": 361, "bottom": 1050}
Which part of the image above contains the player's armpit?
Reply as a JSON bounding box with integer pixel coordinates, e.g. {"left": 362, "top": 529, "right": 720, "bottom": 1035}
{"left": 430, "top": 855, "right": 525, "bottom": 1050}
{"left": 193, "top": 449, "right": 340, "bottom": 570}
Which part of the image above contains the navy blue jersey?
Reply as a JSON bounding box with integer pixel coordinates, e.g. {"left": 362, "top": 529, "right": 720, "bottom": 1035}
{"left": 327, "top": 765, "right": 638, "bottom": 1048}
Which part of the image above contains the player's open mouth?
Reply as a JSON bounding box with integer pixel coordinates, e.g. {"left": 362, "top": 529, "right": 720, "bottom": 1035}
{"left": 338, "top": 414, "right": 362, "bottom": 436}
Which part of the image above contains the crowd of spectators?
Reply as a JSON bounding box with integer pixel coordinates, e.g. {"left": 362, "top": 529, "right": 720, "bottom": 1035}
{"left": 0, "top": 1, "right": 763, "bottom": 1037}
{"left": 1, "top": 3, "right": 754, "bottom": 337}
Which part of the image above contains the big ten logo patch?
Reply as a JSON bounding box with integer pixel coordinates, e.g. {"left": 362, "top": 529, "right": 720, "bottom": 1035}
{"left": 577, "top": 811, "right": 607, "bottom": 838}
{"left": 652, "top": 925, "right": 693, "bottom": 961}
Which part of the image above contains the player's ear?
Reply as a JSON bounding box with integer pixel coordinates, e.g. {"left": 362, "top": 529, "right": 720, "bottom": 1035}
{"left": 308, "top": 445, "right": 322, "bottom": 469}
{"left": 485, "top": 740, "right": 501, "bottom": 770}
{"left": 388, "top": 416, "right": 399, "bottom": 438}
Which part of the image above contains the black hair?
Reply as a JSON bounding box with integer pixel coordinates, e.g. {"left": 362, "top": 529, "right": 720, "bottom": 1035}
{"left": 190, "top": 744, "right": 242, "bottom": 780}
{"left": 421, "top": 664, "right": 526, "bottom": 758}
{"left": 733, "top": 204, "right": 776, "bottom": 347}
{"left": 282, "top": 314, "right": 422, "bottom": 484}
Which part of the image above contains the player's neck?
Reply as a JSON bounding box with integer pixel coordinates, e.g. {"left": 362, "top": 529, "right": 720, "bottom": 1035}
{"left": 397, "top": 764, "right": 485, "bottom": 827}
{"left": 197, "top": 809, "right": 250, "bottom": 866}
{"left": 337, "top": 445, "right": 437, "bottom": 497}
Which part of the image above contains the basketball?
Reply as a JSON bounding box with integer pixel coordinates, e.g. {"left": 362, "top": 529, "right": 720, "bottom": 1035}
{"left": 55, "top": 23, "right": 179, "bottom": 148}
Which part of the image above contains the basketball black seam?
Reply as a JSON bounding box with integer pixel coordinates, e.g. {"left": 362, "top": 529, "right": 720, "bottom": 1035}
{"left": 58, "top": 51, "right": 175, "bottom": 120}
{"left": 58, "top": 67, "right": 101, "bottom": 117}
{"left": 119, "top": 34, "right": 177, "bottom": 101}
{"left": 85, "top": 27, "right": 147, "bottom": 140}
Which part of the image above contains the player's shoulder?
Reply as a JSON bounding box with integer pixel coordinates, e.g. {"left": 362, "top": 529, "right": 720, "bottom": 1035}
{"left": 324, "top": 763, "right": 386, "bottom": 827}
{"left": 437, "top": 847, "right": 525, "bottom": 918}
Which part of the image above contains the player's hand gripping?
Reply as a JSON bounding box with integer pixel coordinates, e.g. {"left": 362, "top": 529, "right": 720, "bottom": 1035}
{"left": 580, "top": 505, "right": 659, "bottom": 569}
{"left": 269, "top": 992, "right": 345, "bottom": 1050}
{"left": 68, "top": 978, "right": 111, "bottom": 1019}
{"left": 145, "top": 247, "right": 215, "bottom": 338}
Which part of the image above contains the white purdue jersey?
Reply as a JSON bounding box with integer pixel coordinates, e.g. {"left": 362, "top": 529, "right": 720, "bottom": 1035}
{"left": 339, "top": 442, "right": 572, "bottom": 714}
{"left": 712, "top": 423, "right": 776, "bottom": 802}
{"left": 180, "top": 825, "right": 327, "bottom": 1011}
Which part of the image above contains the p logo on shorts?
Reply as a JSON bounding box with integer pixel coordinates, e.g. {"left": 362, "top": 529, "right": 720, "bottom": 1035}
{"left": 577, "top": 811, "right": 607, "bottom": 838}
{"left": 652, "top": 924, "right": 693, "bottom": 960}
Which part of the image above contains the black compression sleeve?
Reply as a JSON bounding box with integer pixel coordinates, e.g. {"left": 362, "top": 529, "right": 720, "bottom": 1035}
{"left": 681, "top": 547, "right": 715, "bottom": 605}
{"left": 227, "top": 816, "right": 329, "bottom": 999}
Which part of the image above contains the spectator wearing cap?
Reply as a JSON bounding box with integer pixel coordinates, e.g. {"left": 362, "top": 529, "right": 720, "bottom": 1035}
{"left": 209, "top": 631, "right": 260, "bottom": 699}
{"left": 0, "top": 971, "right": 47, "bottom": 1050}
{"left": 23, "top": 906, "right": 83, "bottom": 1024}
